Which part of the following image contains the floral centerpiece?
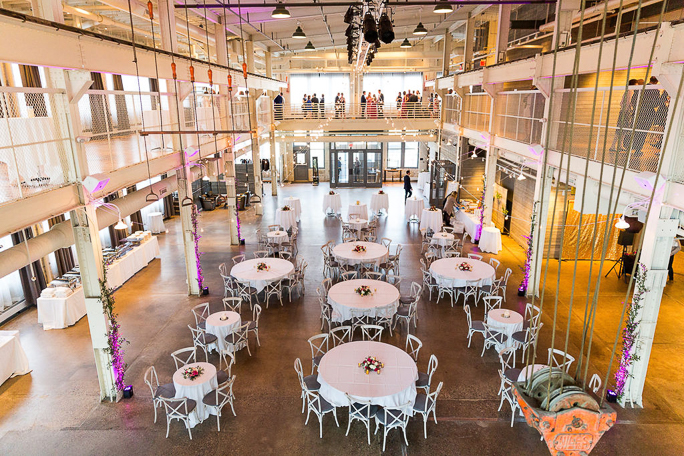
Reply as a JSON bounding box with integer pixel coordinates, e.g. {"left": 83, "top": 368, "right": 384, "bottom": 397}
{"left": 458, "top": 262, "right": 473, "bottom": 271}
{"left": 182, "top": 365, "right": 204, "bottom": 381}
{"left": 354, "top": 285, "right": 374, "bottom": 296}
{"left": 352, "top": 244, "right": 367, "bottom": 253}
{"left": 281, "top": 205, "right": 291, "bottom": 211}
{"left": 359, "top": 356, "right": 384, "bottom": 375}
{"left": 378, "top": 190, "right": 385, "bottom": 195}
{"left": 256, "top": 262, "right": 270, "bottom": 272}
{"left": 428, "top": 205, "right": 438, "bottom": 211}
{"left": 329, "top": 190, "right": 336, "bottom": 195}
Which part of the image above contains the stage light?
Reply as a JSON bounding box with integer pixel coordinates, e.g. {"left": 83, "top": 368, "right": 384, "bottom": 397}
{"left": 378, "top": 12, "right": 394, "bottom": 44}
{"left": 363, "top": 12, "right": 378, "bottom": 43}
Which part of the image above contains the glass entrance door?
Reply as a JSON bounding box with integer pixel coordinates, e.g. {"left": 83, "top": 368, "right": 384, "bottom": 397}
{"left": 330, "top": 144, "right": 383, "bottom": 188}
{"left": 332, "top": 151, "right": 349, "bottom": 186}
{"left": 366, "top": 152, "right": 382, "bottom": 187}
{"left": 351, "top": 152, "right": 365, "bottom": 186}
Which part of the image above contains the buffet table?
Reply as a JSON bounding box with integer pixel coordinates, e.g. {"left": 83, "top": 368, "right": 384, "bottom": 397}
{"left": 454, "top": 210, "right": 481, "bottom": 242}
{"left": 37, "top": 286, "right": 86, "bottom": 330}
{"left": 0, "top": 330, "right": 30, "bottom": 386}
{"left": 106, "top": 236, "right": 160, "bottom": 290}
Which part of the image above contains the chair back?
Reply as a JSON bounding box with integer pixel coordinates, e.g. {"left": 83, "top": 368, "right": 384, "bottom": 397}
{"left": 383, "top": 402, "right": 412, "bottom": 430}
{"left": 171, "top": 347, "right": 197, "bottom": 370}
{"left": 385, "top": 274, "right": 402, "bottom": 289}
{"left": 588, "top": 373, "right": 602, "bottom": 394}
{"left": 144, "top": 365, "right": 159, "bottom": 394}
{"left": 341, "top": 271, "right": 358, "bottom": 281}
{"left": 424, "top": 251, "right": 437, "bottom": 266}
{"left": 364, "top": 271, "right": 383, "bottom": 280}
{"left": 498, "top": 347, "right": 516, "bottom": 372}
{"left": 253, "top": 250, "right": 269, "bottom": 259}
{"left": 381, "top": 237, "right": 392, "bottom": 248}
{"left": 322, "top": 278, "right": 333, "bottom": 295}
{"left": 252, "top": 304, "right": 262, "bottom": 327}
{"left": 222, "top": 297, "right": 242, "bottom": 313}
{"left": 330, "top": 325, "right": 352, "bottom": 346}
{"left": 188, "top": 325, "right": 210, "bottom": 349}
{"left": 278, "top": 251, "right": 293, "bottom": 261}
{"left": 268, "top": 225, "right": 280, "bottom": 231}
{"left": 159, "top": 396, "right": 193, "bottom": 419}
{"left": 445, "top": 248, "right": 461, "bottom": 258}
{"left": 467, "top": 253, "right": 483, "bottom": 261}
{"left": 191, "top": 302, "right": 210, "bottom": 327}
{"left": 405, "top": 334, "right": 423, "bottom": 361}
{"left": 218, "top": 262, "right": 228, "bottom": 277}
{"left": 502, "top": 267, "right": 512, "bottom": 284}
{"left": 294, "top": 357, "right": 305, "bottom": 388}
{"left": 361, "top": 324, "right": 384, "bottom": 341}
{"left": 424, "top": 381, "right": 444, "bottom": 415}
{"left": 232, "top": 254, "right": 245, "bottom": 264}
{"left": 212, "top": 375, "right": 236, "bottom": 409}
{"left": 548, "top": 348, "right": 576, "bottom": 373}
{"left": 346, "top": 393, "right": 374, "bottom": 420}
{"left": 482, "top": 296, "right": 503, "bottom": 318}
{"left": 426, "top": 354, "right": 438, "bottom": 385}
{"left": 489, "top": 258, "right": 501, "bottom": 271}
{"left": 308, "top": 333, "right": 329, "bottom": 359}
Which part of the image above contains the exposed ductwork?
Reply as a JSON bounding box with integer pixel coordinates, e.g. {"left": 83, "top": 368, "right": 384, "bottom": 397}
{"left": 62, "top": 4, "right": 154, "bottom": 39}
{"left": 0, "top": 176, "right": 178, "bottom": 279}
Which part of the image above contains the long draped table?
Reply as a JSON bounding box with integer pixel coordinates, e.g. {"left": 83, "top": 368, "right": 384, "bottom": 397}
{"left": 0, "top": 330, "right": 30, "bottom": 386}
{"left": 327, "top": 279, "right": 400, "bottom": 323}
{"left": 106, "top": 236, "right": 160, "bottom": 290}
{"left": 454, "top": 210, "right": 481, "bottom": 242}
{"left": 37, "top": 286, "right": 86, "bottom": 330}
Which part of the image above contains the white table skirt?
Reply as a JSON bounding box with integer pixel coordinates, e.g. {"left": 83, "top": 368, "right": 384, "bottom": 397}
{"left": 370, "top": 193, "right": 390, "bottom": 214}
{"left": 318, "top": 341, "right": 418, "bottom": 408}
{"left": 332, "top": 242, "right": 388, "bottom": 266}
{"left": 479, "top": 227, "right": 503, "bottom": 254}
{"left": 454, "top": 210, "right": 481, "bottom": 242}
{"left": 230, "top": 258, "right": 294, "bottom": 293}
{"left": 348, "top": 203, "right": 369, "bottom": 220}
{"left": 405, "top": 197, "right": 424, "bottom": 219}
{"left": 275, "top": 209, "right": 297, "bottom": 231}
{"left": 420, "top": 209, "right": 442, "bottom": 233}
{"left": 37, "top": 287, "right": 86, "bottom": 330}
{"left": 348, "top": 219, "right": 369, "bottom": 233}
{"left": 148, "top": 212, "right": 165, "bottom": 234}
{"left": 266, "top": 230, "right": 289, "bottom": 245}
{"left": 487, "top": 309, "right": 523, "bottom": 350}
{"left": 0, "top": 330, "right": 30, "bottom": 385}
{"left": 323, "top": 193, "right": 342, "bottom": 213}
{"left": 431, "top": 232, "right": 455, "bottom": 247}
{"left": 327, "top": 279, "right": 400, "bottom": 323}
{"left": 429, "top": 258, "right": 496, "bottom": 288}
{"left": 285, "top": 197, "right": 302, "bottom": 220}
{"left": 106, "top": 237, "right": 160, "bottom": 290}
{"left": 417, "top": 172, "right": 430, "bottom": 190}
{"left": 173, "top": 362, "right": 218, "bottom": 428}
{"left": 205, "top": 311, "right": 241, "bottom": 353}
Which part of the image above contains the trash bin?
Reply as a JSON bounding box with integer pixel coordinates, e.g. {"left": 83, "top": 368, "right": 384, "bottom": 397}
{"left": 244, "top": 190, "right": 251, "bottom": 207}
{"left": 250, "top": 195, "right": 263, "bottom": 216}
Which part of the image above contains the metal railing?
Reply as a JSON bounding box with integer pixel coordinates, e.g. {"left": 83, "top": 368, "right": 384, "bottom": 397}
{"left": 461, "top": 93, "right": 491, "bottom": 131}
{"left": 275, "top": 101, "right": 441, "bottom": 121}
{"left": 0, "top": 86, "right": 73, "bottom": 205}
{"left": 494, "top": 90, "right": 545, "bottom": 145}
{"left": 550, "top": 85, "right": 669, "bottom": 173}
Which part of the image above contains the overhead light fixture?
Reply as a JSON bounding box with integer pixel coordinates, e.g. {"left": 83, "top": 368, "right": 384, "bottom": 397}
{"left": 305, "top": 41, "right": 315, "bottom": 50}
{"left": 292, "top": 25, "right": 306, "bottom": 39}
{"left": 413, "top": 22, "right": 428, "bottom": 35}
{"left": 615, "top": 216, "right": 630, "bottom": 230}
{"left": 433, "top": 1, "right": 454, "bottom": 14}
{"left": 471, "top": 150, "right": 477, "bottom": 159}
{"left": 271, "top": 2, "right": 290, "bottom": 18}
{"left": 114, "top": 219, "right": 128, "bottom": 230}
{"left": 400, "top": 38, "right": 411, "bottom": 48}
{"left": 517, "top": 172, "right": 526, "bottom": 180}
{"left": 202, "top": 175, "right": 210, "bottom": 181}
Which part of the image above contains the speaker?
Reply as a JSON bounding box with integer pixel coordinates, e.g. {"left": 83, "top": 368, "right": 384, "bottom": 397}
{"left": 617, "top": 231, "right": 634, "bottom": 246}
{"left": 83, "top": 173, "right": 110, "bottom": 194}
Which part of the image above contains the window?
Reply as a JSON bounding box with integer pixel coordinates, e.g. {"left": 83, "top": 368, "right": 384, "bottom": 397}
{"left": 387, "top": 142, "right": 419, "bottom": 168}
{"left": 309, "top": 142, "right": 325, "bottom": 168}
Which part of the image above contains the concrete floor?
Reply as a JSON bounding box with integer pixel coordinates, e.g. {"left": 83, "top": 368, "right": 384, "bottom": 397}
{"left": 1, "top": 182, "right": 683, "bottom": 455}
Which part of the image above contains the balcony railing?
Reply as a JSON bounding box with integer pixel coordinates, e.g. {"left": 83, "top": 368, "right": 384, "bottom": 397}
{"left": 275, "top": 101, "right": 441, "bottom": 121}
{"left": 461, "top": 93, "right": 491, "bottom": 131}
{"left": 443, "top": 94, "right": 461, "bottom": 125}
{"left": 494, "top": 91, "right": 545, "bottom": 145}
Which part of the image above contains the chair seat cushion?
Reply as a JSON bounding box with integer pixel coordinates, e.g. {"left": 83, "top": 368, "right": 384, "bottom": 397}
{"left": 512, "top": 331, "right": 527, "bottom": 344}
{"left": 216, "top": 369, "right": 229, "bottom": 385}
{"left": 413, "top": 393, "right": 434, "bottom": 413}
{"left": 396, "top": 307, "right": 411, "bottom": 317}
{"left": 374, "top": 407, "right": 404, "bottom": 425}
{"left": 313, "top": 355, "right": 324, "bottom": 366}
{"left": 168, "top": 398, "right": 197, "bottom": 413}
{"left": 504, "top": 368, "right": 521, "bottom": 382}
{"left": 351, "top": 403, "right": 379, "bottom": 419}
{"left": 200, "top": 333, "right": 218, "bottom": 344}
{"left": 225, "top": 333, "right": 242, "bottom": 343}
{"left": 399, "top": 295, "right": 414, "bottom": 305}
{"left": 303, "top": 375, "right": 320, "bottom": 391}
{"left": 416, "top": 371, "right": 430, "bottom": 387}
{"left": 155, "top": 383, "right": 176, "bottom": 399}
{"left": 247, "top": 321, "right": 257, "bottom": 330}
{"left": 471, "top": 320, "right": 485, "bottom": 331}
{"left": 317, "top": 396, "right": 335, "bottom": 413}
{"left": 202, "top": 390, "right": 231, "bottom": 407}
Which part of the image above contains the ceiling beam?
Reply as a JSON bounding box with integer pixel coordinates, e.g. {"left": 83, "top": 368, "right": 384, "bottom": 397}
{"left": 175, "top": 1, "right": 555, "bottom": 8}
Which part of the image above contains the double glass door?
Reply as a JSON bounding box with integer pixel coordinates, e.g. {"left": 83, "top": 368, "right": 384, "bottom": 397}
{"left": 331, "top": 149, "right": 382, "bottom": 188}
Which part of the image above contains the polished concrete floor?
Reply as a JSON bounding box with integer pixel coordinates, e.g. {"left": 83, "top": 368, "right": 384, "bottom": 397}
{"left": 1, "top": 182, "right": 683, "bottom": 455}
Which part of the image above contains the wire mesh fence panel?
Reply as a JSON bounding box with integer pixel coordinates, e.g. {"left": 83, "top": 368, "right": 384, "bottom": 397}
{"left": 550, "top": 86, "right": 669, "bottom": 173}
{"left": 0, "top": 89, "right": 72, "bottom": 205}
{"left": 443, "top": 94, "right": 461, "bottom": 125}
{"left": 494, "top": 91, "right": 544, "bottom": 144}
{"left": 257, "top": 96, "right": 271, "bottom": 128}
{"left": 462, "top": 93, "right": 491, "bottom": 132}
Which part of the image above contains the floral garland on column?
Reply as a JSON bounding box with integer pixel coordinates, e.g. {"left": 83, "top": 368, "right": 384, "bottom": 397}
{"left": 191, "top": 204, "right": 205, "bottom": 291}
{"left": 476, "top": 175, "right": 486, "bottom": 241}
{"left": 519, "top": 201, "right": 539, "bottom": 295}
{"left": 99, "top": 268, "right": 127, "bottom": 393}
{"left": 614, "top": 262, "right": 648, "bottom": 402}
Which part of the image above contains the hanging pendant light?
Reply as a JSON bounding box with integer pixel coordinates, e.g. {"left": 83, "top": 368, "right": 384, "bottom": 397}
{"left": 413, "top": 22, "right": 428, "bottom": 35}
{"left": 400, "top": 38, "right": 411, "bottom": 48}
{"left": 305, "top": 41, "right": 315, "bottom": 50}
{"left": 271, "top": 2, "right": 290, "bottom": 18}
{"left": 114, "top": 219, "right": 128, "bottom": 230}
{"left": 615, "top": 216, "right": 630, "bottom": 230}
{"left": 433, "top": 1, "right": 454, "bottom": 14}
{"left": 292, "top": 25, "right": 306, "bottom": 39}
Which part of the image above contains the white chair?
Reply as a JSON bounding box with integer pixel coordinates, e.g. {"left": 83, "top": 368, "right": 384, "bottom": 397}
{"left": 264, "top": 279, "right": 284, "bottom": 308}
{"left": 345, "top": 393, "right": 376, "bottom": 445}
{"left": 498, "top": 347, "right": 521, "bottom": 392}
{"left": 222, "top": 297, "right": 242, "bottom": 313}
{"left": 321, "top": 278, "right": 333, "bottom": 297}
{"left": 548, "top": 348, "right": 576, "bottom": 373}
{"left": 223, "top": 322, "right": 252, "bottom": 361}
{"left": 482, "top": 296, "right": 503, "bottom": 320}
{"left": 308, "top": 333, "right": 329, "bottom": 374}
{"left": 497, "top": 369, "right": 520, "bottom": 427}
{"left": 381, "top": 237, "right": 392, "bottom": 249}
{"left": 191, "top": 302, "right": 210, "bottom": 329}
{"left": 481, "top": 323, "right": 508, "bottom": 357}
{"left": 464, "top": 305, "right": 485, "bottom": 348}
{"left": 246, "top": 304, "right": 262, "bottom": 346}
{"left": 219, "top": 263, "right": 237, "bottom": 297}
{"left": 455, "top": 280, "right": 480, "bottom": 307}
{"left": 385, "top": 274, "right": 402, "bottom": 290}
{"left": 399, "top": 281, "right": 422, "bottom": 306}
{"left": 303, "top": 386, "right": 340, "bottom": 438}
{"left": 413, "top": 381, "right": 444, "bottom": 439}
{"left": 278, "top": 250, "right": 293, "bottom": 261}
{"left": 512, "top": 323, "right": 544, "bottom": 365}
{"left": 218, "top": 351, "right": 235, "bottom": 381}
{"left": 143, "top": 366, "right": 176, "bottom": 423}
{"left": 202, "top": 374, "right": 236, "bottom": 431}
{"left": 436, "top": 278, "right": 455, "bottom": 307}
{"left": 330, "top": 325, "right": 352, "bottom": 346}
{"left": 360, "top": 324, "right": 384, "bottom": 341}
{"left": 171, "top": 347, "right": 197, "bottom": 370}
{"left": 405, "top": 334, "right": 423, "bottom": 361}
{"left": 281, "top": 273, "right": 301, "bottom": 302}
{"left": 364, "top": 271, "right": 383, "bottom": 280}
{"left": 374, "top": 402, "right": 412, "bottom": 452}
{"left": 477, "top": 277, "right": 503, "bottom": 304}
{"left": 374, "top": 307, "right": 394, "bottom": 337}
{"left": 420, "top": 263, "right": 438, "bottom": 301}
{"left": 350, "top": 308, "right": 371, "bottom": 338}
{"left": 159, "top": 396, "right": 197, "bottom": 439}
{"left": 294, "top": 358, "right": 320, "bottom": 413}
{"left": 589, "top": 373, "right": 602, "bottom": 394}
{"left": 416, "top": 354, "right": 438, "bottom": 394}
{"left": 424, "top": 251, "right": 438, "bottom": 267}
{"left": 317, "top": 292, "right": 332, "bottom": 332}
{"left": 394, "top": 299, "right": 418, "bottom": 332}
{"left": 467, "top": 253, "right": 483, "bottom": 261}
{"left": 232, "top": 254, "right": 245, "bottom": 264}
{"left": 341, "top": 270, "right": 358, "bottom": 281}
{"left": 489, "top": 258, "right": 501, "bottom": 271}
{"left": 500, "top": 268, "right": 513, "bottom": 301}
{"left": 268, "top": 224, "right": 281, "bottom": 231}
{"left": 253, "top": 250, "right": 270, "bottom": 259}
{"left": 188, "top": 325, "right": 218, "bottom": 362}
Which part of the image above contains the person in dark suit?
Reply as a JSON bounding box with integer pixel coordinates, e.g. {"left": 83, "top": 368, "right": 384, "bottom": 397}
{"left": 311, "top": 93, "right": 319, "bottom": 119}
{"left": 404, "top": 170, "right": 413, "bottom": 202}
{"left": 361, "top": 91, "right": 367, "bottom": 118}
{"left": 274, "top": 92, "right": 284, "bottom": 120}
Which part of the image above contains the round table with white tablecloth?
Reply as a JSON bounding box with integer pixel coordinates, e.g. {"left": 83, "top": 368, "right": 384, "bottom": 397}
{"left": 147, "top": 212, "right": 165, "bottom": 234}
{"left": 323, "top": 193, "right": 342, "bottom": 214}
{"left": 486, "top": 308, "right": 523, "bottom": 350}
{"left": 430, "top": 232, "right": 455, "bottom": 256}
{"left": 479, "top": 226, "right": 503, "bottom": 254}
{"left": 173, "top": 362, "right": 218, "bottom": 428}
{"left": 266, "top": 230, "right": 289, "bottom": 245}
{"left": 284, "top": 197, "right": 302, "bottom": 221}
{"left": 370, "top": 192, "right": 389, "bottom": 214}
{"left": 274, "top": 208, "right": 297, "bottom": 231}
{"left": 347, "top": 218, "right": 369, "bottom": 234}
{"left": 230, "top": 258, "right": 294, "bottom": 293}
{"left": 517, "top": 364, "right": 548, "bottom": 382}
{"left": 332, "top": 241, "right": 388, "bottom": 267}
{"left": 420, "top": 208, "right": 443, "bottom": 233}
{"left": 404, "top": 196, "right": 424, "bottom": 220}
{"left": 317, "top": 341, "right": 418, "bottom": 408}
{"left": 327, "top": 279, "right": 400, "bottom": 323}
{"left": 348, "top": 203, "right": 368, "bottom": 220}
{"left": 417, "top": 172, "right": 430, "bottom": 191}
{"left": 205, "top": 311, "right": 242, "bottom": 353}
{"left": 429, "top": 257, "right": 496, "bottom": 288}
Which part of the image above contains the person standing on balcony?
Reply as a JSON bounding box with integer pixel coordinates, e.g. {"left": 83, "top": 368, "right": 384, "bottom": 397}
{"left": 320, "top": 94, "right": 325, "bottom": 118}
{"left": 378, "top": 90, "right": 384, "bottom": 117}
{"left": 274, "top": 92, "right": 284, "bottom": 121}
{"left": 610, "top": 79, "right": 637, "bottom": 154}
{"left": 361, "top": 91, "right": 367, "bottom": 118}
{"left": 340, "top": 94, "right": 346, "bottom": 118}
{"left": 334, "top": 93, "right": 340, "bottom": 118}
{"left": 404, "top": 170, "right": 413, "bottom": 202}
{"left": 311, "top": 94, "right": 319, "bottom": 119}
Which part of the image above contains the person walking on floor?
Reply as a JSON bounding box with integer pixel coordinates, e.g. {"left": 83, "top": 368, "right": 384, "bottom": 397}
{"left": 404, "top": 170, "right": 413, "bottom": 202}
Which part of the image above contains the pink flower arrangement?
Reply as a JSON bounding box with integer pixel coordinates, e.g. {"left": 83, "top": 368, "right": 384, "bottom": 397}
{"left": 182, "top": 365, "right": 204, "bottom": 381}
{"left": 256, "top": 262, "right": 270, "bottom": 272}
{"left": 359, "top": 356, "right": 384, "bottom": 374}
{"left": 355, "top": 285, "right": 374, "bottom": 296}
{"left": 458, "top": 262, "right": 473, "bottom": 271}
{"left": 352, "top": 244, "right": 367, "bottom": 253}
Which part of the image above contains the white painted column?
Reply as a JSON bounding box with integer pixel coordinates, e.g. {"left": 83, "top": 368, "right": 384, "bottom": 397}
{"left": 216, "top": 17, "right": 228, "bottom": 67}
{"left": 553, "top": 0, "right": 581, "bottom": 49}
{"left": 528, "top": 163, "right": 554, "bottom": 297}
{"left": 496, "top": 5, "right": 511, "bottom": 63}
{"left": 269, "top": 96, "right": 278, "bottom": 196}
{"left": 441, "top": 32, "right": 452, "bottom": 76}
{"left": 265, "top": 51, "right": 273, "bottom": 79}
{"left": 157, "top": 0, "right": 178, "bottom": 54}
{"left": 463, "top": 14, "right": 475, "bottom": 71}
{"left": 482, "top": 147, "right": 498, "bottom": 227}
{"left": 31, "top": 0, "right": 64, "bottom": 22}
{"left": 176, "top": 168, "right": 201, "bottom": 295}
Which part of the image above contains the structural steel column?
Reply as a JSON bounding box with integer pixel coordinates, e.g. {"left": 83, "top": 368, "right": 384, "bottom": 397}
{"left": 528, "top": 163, "right": 553, "bottom": 297}
{"left": 177, "top": 168, "right": 201, "bottom": 295}
{"left": 441, "top": 32, "right": 452, "bottom": 77}
{"left": 496, "top": 5, "right": 511, "bottom": 63}
{"left": 553, "top": 0, "right": 581, "bottom": 49}
{"left": 463, "top": 14, "right": 475, "bottom": 71}
{"left": 157, "top": 0, "right": 179, "bottom": 54}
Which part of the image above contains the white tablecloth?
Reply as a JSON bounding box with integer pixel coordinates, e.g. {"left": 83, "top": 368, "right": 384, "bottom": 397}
{"left": 405, "top": 196, "right": 424, "bottom": 220}
{"left": 285, "top": 197, "right": 302, "bottom": 220}
{"left": 0, "top": 330, "right": 30, "bottom": 386}
{"left": 429, "top": 258, "right": 496, "bottom": 288}
{"left": 348, "top": 203, "right": 369, "bottom": 220}
{"left": 454, "top": 210, "right": 481, "bottom": 242}
{"left": 420, "top": 209, "right": 443, "bottom": 233}
{"left": 518, "top": 364, "right": 548, "bottom": 382}
{"left": 266, "top": 230, "right": 289, "bottom": 245}
{"left": 148, "top": 212, "right": 165, "bottom": 234}
{"left": 370, "top": 193, "right": 390, "bottom": 214}
{"left": 479, "top": 227, "right": 503, "bottom": 254}
{"left": 318, "top": 341, "right": 418, "bottom": 408}
{"left": 348, "top": 219, "right": 369, "bottom": 233}
{"left": 173, "top": 362, "right": 218, "bottom": 428}
{"left": 275, "top": 208, "right": 297, "bottom": 231}
{"left": 431, "top": 232, "right": 455, "bottom": 246}
{"left": 417, "top": 172, "right": 430, "bottom": 190}
{"left": 230, "top": 258, "right": 294, "bottom": 293}
{"left": 332, "top": 242, "right": 388, "bottom": 267}
{"left": 106, "top": 237, "right": 160, "bottom": 290}
{"left": 323, "top": 193, "right": 342, "bottom": 214}
{"left": 205, "top": 311, "right": 241, "bottom": 353}
{"left": 327, "top": 279, "right": 400, "bottom": 323}
{"left": 487, "top": 309, "right": 523, "bottom": 350}
{"left": 37, "top": 287, "right": 87, "bottom": 330}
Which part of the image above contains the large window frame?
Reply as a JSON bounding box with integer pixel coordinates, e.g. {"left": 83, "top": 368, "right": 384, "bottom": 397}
{"left": 387, "top": 142, "right": 419, "bottom": 169}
